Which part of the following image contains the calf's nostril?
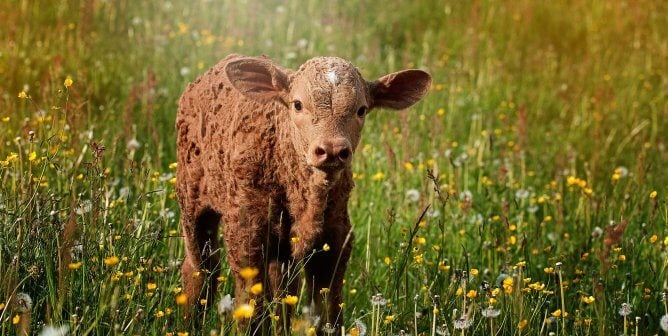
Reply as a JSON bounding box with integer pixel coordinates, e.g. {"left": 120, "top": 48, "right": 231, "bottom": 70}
{"left": 315, "top": 146, "right": 327, "bottom": 157}
{"left": 338, "top": 148, "right": 351, "bottom": 161}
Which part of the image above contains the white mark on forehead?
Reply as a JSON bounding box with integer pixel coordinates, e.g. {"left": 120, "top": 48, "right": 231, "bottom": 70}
{"left": 325, "top": 70, "right": 339, "bottom": 85}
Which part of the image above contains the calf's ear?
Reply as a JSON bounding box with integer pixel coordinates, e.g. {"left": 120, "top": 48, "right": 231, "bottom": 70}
{"left": 370, "top": 69, "right": 432, "bottom": 110}
{"left": 225, "top": 57, "right": 291, "bottom": 105}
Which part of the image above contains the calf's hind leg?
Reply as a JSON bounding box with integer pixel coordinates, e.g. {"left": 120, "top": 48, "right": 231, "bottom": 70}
{"left": 181, "top": 207, "right": 222, "bottom": 308}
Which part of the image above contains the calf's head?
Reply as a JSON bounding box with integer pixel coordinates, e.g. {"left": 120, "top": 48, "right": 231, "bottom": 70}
{"left": 225, "top": 56, "right": 431, "bottom": 173}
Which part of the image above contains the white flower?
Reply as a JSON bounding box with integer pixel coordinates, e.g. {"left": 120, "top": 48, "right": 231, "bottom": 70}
{"left": 75, "top": 200, "right": 92, "bottom": 215}
{"left": 126, "top": 138, "right": 141, "bottom": 151}
{"left": 370, "top": 293, "right": 387, "bottom": 307}
{"left": 435, "top": 323, "right": 450, "bottom": 335}
{"left": 405, "top": 189, "right": 420, "bottom": 202}
{"left": 481, "top": 306, "right": 500, "bottom": 318}
{"left": 351, "top": 319, "right": 367, "bottom": 336}
{"left": 660, "top": 314, "right": 668, "bottom": 331}
{"left": 217, "top": 294, "right": 233, "bottom": 314}
{"left": 459, "top": 191, "right": 473, "bottom": 202}
{"left": 515, "top": 189, "right": 529, "bottom": 199}
{"left": 180, "top": 67, "right": 191, "bottom": 77}
{"left": 618, "top": 303, "right": 632, "bottom": 316}
{"left": 615, "top": 166, "right": 629, "bottom": 178}
{"left": 452, "top": 316, "right": 472, "bottom": 329}
{"left": 39, "top": 325, "right": 69, "bottom": 336}
{"left": 297, "top": 38, "right": 309, "bottom": 49}
{"left": 591, "top": 226, "right": 603, "bottom": 239}
{"left": 14, "top": 292, "right": 33, "bottom": 312}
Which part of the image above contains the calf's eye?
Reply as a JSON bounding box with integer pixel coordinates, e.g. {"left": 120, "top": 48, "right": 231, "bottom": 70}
{"left": 357, "top": 106, "right": 367, "bottom": 117}
{"left": 293, "top": 100, "right": 303, "bottom": 111}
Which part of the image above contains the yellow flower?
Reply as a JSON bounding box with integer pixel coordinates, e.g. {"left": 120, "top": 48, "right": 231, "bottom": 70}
{"left": 503, "top": 277, "right": 514, "bottom": 294}
{"left": 322, "top": 243, "right": 330, "bottom": 251}
{"left": 649, "top": 235, "right": 657, "bottom": 244}
{"left": 433, "top": 307, "right": 440, "bottom": 315}
{"left": 68, "top": 262, "right": 82, "bottom": 270}
{"left": 307, "top": 327, "right": 317, "bottom": 335}
{"left": 517, "top": 319, "right": 528, "bottom": 329}
{"left": 437, "top": 108, "right": 445, "bottom": 116}
{"left": 147, "top": 283, "right": 158, "bottom": 291}
{"left": 466, "top": 290, "right": 478, "bottom": 299}
{"left": 618, "top": 254, "right": 626, "bottom": 262}
{"left": 0, "top": 303, "right": 4, "bottom": 310}
{"left": 384, "top": 315, "right": 395, "bottom": 324}
{"left": 175, "top": 293, "right": 188, "bottom": 305}
{"left": 64, "top": 76, "right": 73, "bottom": 88}
{"left": 282, "top": 295, "right": 299, "bottom": 305}
{"left": 1, "top": 117, "right": 9, "bottom": 123}
{"left": 582, "top": 296, "right": 595, "bottom": 304}
{"left": 414, "top": 237, "right": 426, "bottom": 245}
{"left": 290, "top": 237, "right": 300, "bottom": 244}
{"left": 12, "top": 314, "right": 20, "bottom": 324}
{"left": 250, "top": 283, "right": 263, "bottom": 295}
{"left": 371, "top": 171, "right": 385, "bottom": 181}
{"left": 552, "top": 309, "right": 562, "bottom": 317}
{"left": 384, "top": 257, "right": 391, "bottom": 265}
{"left": 456, "top": 287, "right": 463, "bottom": 296}
{"left": 18, "top": 91, "right": 28, "bottom": 99}
{"left": 649, "top": 191, "right": 657, "bottom": 199}
{"left": 103, "top": 256, "right": 120, "bottom": 266}
{"left": 155, "top": 310, "right": 165, "bottom": 317}
{"left": 173, "top": 287, "right": 182, "bottom": 294}
{"left": 233, "top": 304, "right": 254, "bottom": 320}
{"left": 319, "top": 287, "right": 329, "bottom": 295}
{"left": 200, "top": 299, "right": 207, "bottom": 305}
{"left": 404, "top": 162, "right": 414, "bottom": 171}
{"left": 239, "top": 267, "right": 259, "bottom": 280}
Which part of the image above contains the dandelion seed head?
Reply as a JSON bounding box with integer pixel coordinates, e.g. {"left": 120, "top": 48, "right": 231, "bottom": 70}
{"left": 659, "top": 314, "right": 668, "bottom": 331}
{"left": 405, "top": 189, "right": 420, "bottom": 202}
{"left": 38, "top": 324, "right": 69, "bottom": 336}
{"left": 217, "top": 294, "right": 233, "bottom": 314}
{"left": 618, "top": 303, "right": 632, "bottom": 316}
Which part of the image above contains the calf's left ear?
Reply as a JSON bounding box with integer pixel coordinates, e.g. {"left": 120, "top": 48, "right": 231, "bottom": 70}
{"left": 370, "top": 69, "right": 432, "bottom": 110}
{"left": 225, "top": 56, "right": 291, "bottom": 105}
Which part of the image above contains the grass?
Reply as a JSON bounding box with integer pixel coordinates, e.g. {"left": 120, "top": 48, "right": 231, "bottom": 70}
{"left": 0, "top": 0, "right": 666, "bottom": 335}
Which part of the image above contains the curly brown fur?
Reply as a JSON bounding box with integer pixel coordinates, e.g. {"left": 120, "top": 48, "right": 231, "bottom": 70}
{"left": 176, "top": 54, "right": 431, "bottom": 333}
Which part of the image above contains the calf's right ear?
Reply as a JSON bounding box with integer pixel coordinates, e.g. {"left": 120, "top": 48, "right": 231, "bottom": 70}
{"left": 225, "top": 57, "right": 291, "bottom": 105}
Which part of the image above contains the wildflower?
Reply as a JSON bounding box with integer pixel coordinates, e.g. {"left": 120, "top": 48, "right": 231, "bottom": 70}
{"left": 18, "top": 91, "right": 28, "bottom": 99}
{"left": 322, "top": 243, "right": 330, "bottom": 251}
{"left": 12, "top": 314, "right": 20, "bottom": 324}
{"left": 176, "top": 293, "right": 188, "bottom": 305}
{"left": 582, "top": 296, "right": 595, "bottom": 304}
{"left": 384, "top": 257, "right": 391, "bottom": 265}
{"left": 383, "top": 315, "right": 395, "bottom": 324}
{"left": 517, "top": 319, "right": 528, "bottom": 329}
{"left": 283, "top": 295, "right": 299, "bottom": 306}
{"left": 147, "top": 283, "right": 158, "bottom": 291}
{"left": 68, "top": 262, "right": 82, "bottom": 270}
{"left": 14, "top": 293, "right": 32, "bottom": 312}
{"left": 64, "top": 76, "right": 73, "bottom": 88}
{"left": 649, "top": 191, "right": 657, "bottom": 199}
{"left": 459, "top": 190, "right": 473, "bottom": 202}
{"left": 371, "top": 171, "right": 385, "bottom": 181}
{"left": 104, "top": 256, "right": 120, "bottom": 266}
{"left": 435, "top": 323, "right": 450, "bottom": 335}
{"left": 618, "top": 303, "right": 632, "bottom": 316}
{"left": 660, "top": 314, "right": 668, "bottom": 331}
{"left": 370, "top": 293, "right": 387, "bottom": 306}
{"left": 239, "top": 267, "right": 259, "bottom": 280}
{"left": 307, "top": 327, "right": 317, "bottom": 335}
{"left": 481, "top": 306, "right": 500, "bottom": 318}
{"left": 250, "top": 283, "right": 263, "bottom": 295}
{"left": 466, "top": 290, "right": 477, "bottom": 299}
{"left": 349, "top": 319, "right": 367, "bottom": 336}
{"left": 200, "top": 299, "right": 208, "bottom": 305}
{"left": 502, "top": 277, "right": 513, "bottom": 294}
{"left": 452, "top": 316, "right": 472, "bottom": 329}
{"left": 405, "top": 189, "right": 420, "bottom": 202}
{"left": 217, "top": 294, "right": 233, "bottom": 314}
{"left": 28, "top": 151, "right": 37, "bottom": 161}
{"left": 591, "top": 226, "right": 603, "bottom": 239}
{"left": 233, "top": 304, "right": 254, "bottom": 320}
{"left": 515, "top": 189, "right": 529, "bottom": 199}
{"left": 0, "top": 303, "right": 4, "bottom": 310}
{"left": 38, "top": 324, "right": 70, "bottom": 336}
{"left": 649, "top": 235, "right": 658, "bottom": 244}
{"left": 126, "top": 139, "right": 141, "bottom": 151}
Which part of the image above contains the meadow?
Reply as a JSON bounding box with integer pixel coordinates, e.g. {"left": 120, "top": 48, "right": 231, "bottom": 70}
{"left": 0, "top": 0, "right": 666, "bottom": 335}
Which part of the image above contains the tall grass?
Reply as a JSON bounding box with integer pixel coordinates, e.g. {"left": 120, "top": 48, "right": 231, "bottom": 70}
{"left": 0, "top": 0, "right": 666, "bottom": 335}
